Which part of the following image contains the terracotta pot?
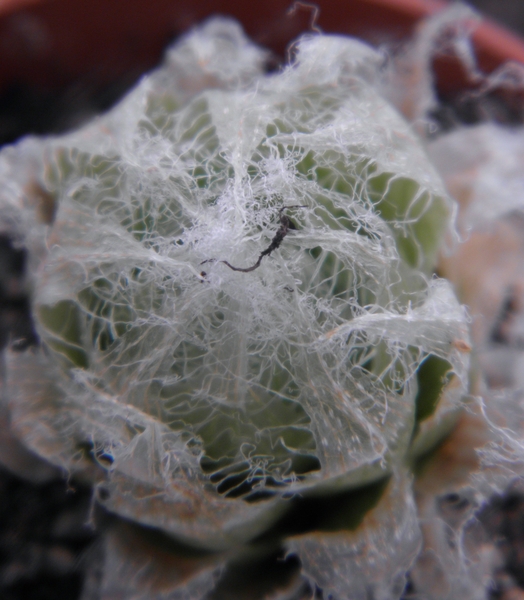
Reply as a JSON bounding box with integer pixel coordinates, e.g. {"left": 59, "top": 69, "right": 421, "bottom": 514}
{"left": 0, "top": 0, "right": 523, "bottom": 142}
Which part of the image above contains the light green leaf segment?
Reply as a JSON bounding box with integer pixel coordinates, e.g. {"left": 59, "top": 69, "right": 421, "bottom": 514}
{"left": 3, "top": 18, "right": 468, "bottom": 556}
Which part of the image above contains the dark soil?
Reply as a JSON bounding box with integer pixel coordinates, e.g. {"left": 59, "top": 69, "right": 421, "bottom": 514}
{"left": 0, "top": 467, "right": 95, "bottom": 600}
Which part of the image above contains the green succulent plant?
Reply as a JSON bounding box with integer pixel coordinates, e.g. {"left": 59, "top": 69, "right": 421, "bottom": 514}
{"left": 2, "top": 18, "right": 470, "bottom": 599}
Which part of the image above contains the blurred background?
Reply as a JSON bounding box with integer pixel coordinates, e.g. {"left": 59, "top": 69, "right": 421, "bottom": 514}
{"left": 470, "top": 0, "right": 524, "bottom": 36}
{"left": 0, "top": 0, "right": 523, "bottom": 147}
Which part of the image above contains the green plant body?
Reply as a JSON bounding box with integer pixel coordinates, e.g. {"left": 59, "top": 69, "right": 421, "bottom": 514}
{"left": 1, "top": 18, "right": 470, "bottom": 599}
